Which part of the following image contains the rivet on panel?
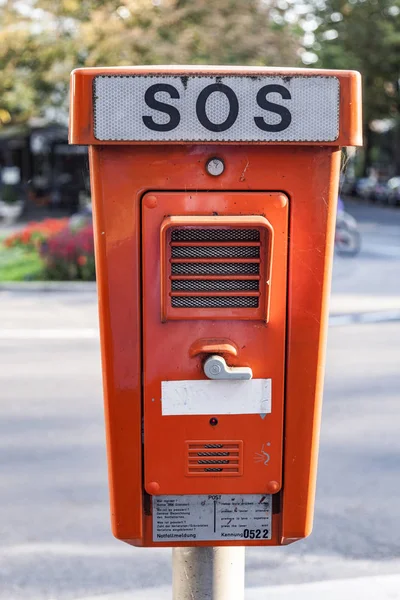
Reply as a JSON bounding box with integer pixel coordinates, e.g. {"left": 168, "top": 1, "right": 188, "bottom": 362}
{"left": 147, "top": 481, "right": 161, "bottom": 495}
{"left": 273, "top": 194, "right": 288, "bottom": 208}
{"left": 266, "top": 480, "right": 281, "bottom": 493}
{"left": 144, "top": 195, "right": 158, "bottom": 208}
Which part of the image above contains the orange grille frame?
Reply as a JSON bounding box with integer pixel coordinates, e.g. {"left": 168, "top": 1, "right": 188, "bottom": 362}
{"left": 160, "top": 216, "right": 274, "bottom": 321}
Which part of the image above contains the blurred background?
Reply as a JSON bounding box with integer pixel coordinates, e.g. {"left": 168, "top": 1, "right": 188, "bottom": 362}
{"left": 0, "top": 1, "right": 399, "bottom": 599}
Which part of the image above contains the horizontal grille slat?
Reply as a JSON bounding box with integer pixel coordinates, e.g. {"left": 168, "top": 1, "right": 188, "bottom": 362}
{"left": 190, "top": 451, "right": 233, "bottom": 456}
{"left": 171, "top": 245, "right": 260, "bottom": 259}
{"left": 186, "top": 441, "right": 243, "bottom": 476}
{"left": 197, "top": 459, "right": 229, "bottom": 465}
{"left": 171, "top": 262, "right": 260, "bottom": 276}
{"left": 172, "top": 296, "right": 259, "bottom": 308}
{"left": 171, "top": 228, "right": 260, "bottom": 242}
{"left": 171, "top": 279, "right": 260, "bottom": 292}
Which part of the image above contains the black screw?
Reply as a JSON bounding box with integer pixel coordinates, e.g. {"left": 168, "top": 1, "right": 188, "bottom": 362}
{"left": 209, "top": 417, "right": 218, "bottom": 426}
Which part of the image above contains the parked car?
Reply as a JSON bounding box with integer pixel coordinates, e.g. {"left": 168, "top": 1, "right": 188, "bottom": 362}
{"left": 340, "top": 174, "right": 357, "bottom": 196}
{"left": 386, "top": 177, "right": 400, "bottom": 206}
{"left": 354, "top": 177, "right": 376, "bottom": 200}
{"left": 0, "top": 166, "right": 25, "bottom": 224}
{"left": 371, "top": 179, "right": 390, "bottom": 203}
{"left": 335, "top": 198, "right": 361, "bottom": 256}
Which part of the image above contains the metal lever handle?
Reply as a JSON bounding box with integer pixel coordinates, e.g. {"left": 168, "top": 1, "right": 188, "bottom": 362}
{"left": 203, "top": 355, "right": 252, "bottom": 381}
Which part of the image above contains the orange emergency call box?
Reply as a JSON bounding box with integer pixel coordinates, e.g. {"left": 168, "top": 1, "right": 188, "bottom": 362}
{"left": 70, "top": 66, "right": 362, "bottom": 547}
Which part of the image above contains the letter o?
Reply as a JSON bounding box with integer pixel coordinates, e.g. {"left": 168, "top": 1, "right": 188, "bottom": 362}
{"left": 196, "top": 84, "right": 239, "bottom": 132}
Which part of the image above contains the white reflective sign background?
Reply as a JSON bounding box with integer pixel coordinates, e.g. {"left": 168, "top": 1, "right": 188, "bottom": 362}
{"left": 93, "top": 74, "right": 340, "bottom": 142}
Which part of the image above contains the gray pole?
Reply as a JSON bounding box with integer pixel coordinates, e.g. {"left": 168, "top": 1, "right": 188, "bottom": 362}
{"left": 172, "top": 547, "right": 245, "bottom": 600}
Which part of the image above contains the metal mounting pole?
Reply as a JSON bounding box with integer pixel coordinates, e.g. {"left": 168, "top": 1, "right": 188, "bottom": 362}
{"left": 172, "top": 547, "right": 245, "bottom": 600}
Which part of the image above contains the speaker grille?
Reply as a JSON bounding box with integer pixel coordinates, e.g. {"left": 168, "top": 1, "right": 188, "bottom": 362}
{"left": 186, "top": 441, "right": 243, "bottom": 476}
{"left": 169, "top": 227, "right": 261, "bottom": 310}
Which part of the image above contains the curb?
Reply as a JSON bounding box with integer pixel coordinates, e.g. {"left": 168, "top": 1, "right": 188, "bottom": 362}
{"left": 0, "top": 281, "right": 97, "bottom": 292}
{"left": 330, "top": 309, "right": 400, "bottom": 326}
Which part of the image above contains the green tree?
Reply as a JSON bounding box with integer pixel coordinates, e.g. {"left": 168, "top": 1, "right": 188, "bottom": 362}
{"left": 0, "top": 0, "right": 302, "bottom": 126}
{"left": 0, "top": 1, "right": 76, "bottom": 124}
{"left": 310, "top": 0, "right": 400, "bottom": 174}
{"left": 71, "top": 0, "right": 300, "bottom": 68}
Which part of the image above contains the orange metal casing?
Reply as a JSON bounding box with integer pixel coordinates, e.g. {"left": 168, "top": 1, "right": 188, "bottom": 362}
{"left": 69, "top": 66, "right": 362, "bottom": 547}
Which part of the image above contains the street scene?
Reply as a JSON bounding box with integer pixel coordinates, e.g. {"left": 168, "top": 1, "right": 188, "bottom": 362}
{"left": 1, "top": 200, "right": 399, "bottom": 599}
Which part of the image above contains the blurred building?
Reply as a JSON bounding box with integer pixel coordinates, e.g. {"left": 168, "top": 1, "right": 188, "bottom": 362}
{"left": 0, "top": 121, "right": 90, "bottom": 214}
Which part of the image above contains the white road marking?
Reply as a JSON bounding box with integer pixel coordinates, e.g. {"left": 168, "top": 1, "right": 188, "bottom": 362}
{"left": 0, "top": 328, "right": 99, "bottom": 339}
{"left": 0, "top": 542, "right": 131, "bottom": 557}
{"left": 73, "top": 574, "right": 400, "bottom": 600}
{"left": 329, "top": 314, "right": 355, "bottom": 326}
{"left": 330, "top": 309, "right": 400, "bottom": 327}
{"left": 362, "top": 243, "right": 400, "bottom": 258}
{"left": 359, "top": 309, "right": 400, "bottom": 322}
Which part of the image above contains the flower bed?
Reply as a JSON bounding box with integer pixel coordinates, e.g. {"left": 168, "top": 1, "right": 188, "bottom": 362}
{"left": 2, "top": 218, "right": 95, "bottom": 281}
{"left": 40, "top": 223, "right": 95, "bottom": 280}
{"left": 4, "top": 218, "right": 70, "bottom": 252}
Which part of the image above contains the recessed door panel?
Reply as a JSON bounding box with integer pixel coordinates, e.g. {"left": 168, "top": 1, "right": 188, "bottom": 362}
{"left": 142, "top": 192, "right": 288, "bottom": 496}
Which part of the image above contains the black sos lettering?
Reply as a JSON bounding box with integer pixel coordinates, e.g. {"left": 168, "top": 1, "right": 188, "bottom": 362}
{"left": 254, "top": 84, "right": 292, "bottom": 132}
{"left": 196, "top": 83, "right": 239, "bottom": 132}
{"left": 142, "top": 83, "right": 181, "bottom": 132}
{"left": 142, "top": 83, "right": 292, "bottom": 133}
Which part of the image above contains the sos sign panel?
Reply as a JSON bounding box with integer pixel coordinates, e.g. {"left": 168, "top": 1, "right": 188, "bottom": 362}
{"left": 92, "top": 74, "right": 339, "bottom": 142}
{"left": 70, "top": 66, "right": 361, "bottom": 548}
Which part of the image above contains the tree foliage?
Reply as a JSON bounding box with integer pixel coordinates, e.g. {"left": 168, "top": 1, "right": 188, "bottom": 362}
{"left": 310, "top": 0, "right": 400, "bottom": 171}
{"left": 0, "top": 1, "right": 75, "bottom": 124}
{"left": 0, "top": 0, "right": 301, "bottom": 125}
{"left": 312, "top": 0, "right": 400, "bottom": 121}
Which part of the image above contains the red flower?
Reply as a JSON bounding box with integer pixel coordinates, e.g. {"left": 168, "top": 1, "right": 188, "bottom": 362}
{"left": 3, "top": 217, "right": 70, "bottom": 250}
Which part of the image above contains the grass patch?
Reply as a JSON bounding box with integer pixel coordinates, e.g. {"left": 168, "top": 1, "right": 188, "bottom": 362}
{"left": 0, "top": 243, "right": 44, "bottom": 281}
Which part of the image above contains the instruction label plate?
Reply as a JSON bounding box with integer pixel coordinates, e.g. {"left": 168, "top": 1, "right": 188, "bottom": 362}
{"left": 153, "top": 494, "right": 272, "bottom": 542}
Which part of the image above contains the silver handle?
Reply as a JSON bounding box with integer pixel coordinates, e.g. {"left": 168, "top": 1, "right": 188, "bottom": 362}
{"left": 203, "top": 355, "right": 252, "bottom": 381}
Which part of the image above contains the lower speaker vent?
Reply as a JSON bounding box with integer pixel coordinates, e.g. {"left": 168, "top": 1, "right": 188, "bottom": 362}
{"left": 186, "top": 441, "right": 243, "bottom": 476}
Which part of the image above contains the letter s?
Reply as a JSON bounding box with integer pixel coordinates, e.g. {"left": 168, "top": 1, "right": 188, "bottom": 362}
{"left": 142, "top": 83, "right": 180, "bottom": 132}
{"left": 254, "top": 84, "right": 291, "bottom": 132}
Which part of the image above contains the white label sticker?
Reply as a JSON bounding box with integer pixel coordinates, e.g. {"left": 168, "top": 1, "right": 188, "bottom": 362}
{"left": 153, "top": 494, "right": 272, "bottom": 542}
{"left": 93, "top": 75, "right": 339, "bottom": 142}
{"left": 161, "top": 379, "right": 271, "bottom": 416}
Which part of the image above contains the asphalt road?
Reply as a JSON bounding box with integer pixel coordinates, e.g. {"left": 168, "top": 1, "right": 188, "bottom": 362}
{"left": 332, "top": 200, "right": 400, "bottom": 304}
{"left": 0, "top": 201, "right": 399, "bottom": 599}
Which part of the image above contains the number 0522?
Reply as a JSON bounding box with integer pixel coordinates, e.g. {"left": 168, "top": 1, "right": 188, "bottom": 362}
{"left": 243, "top": 528, "right": 269, "bottom": 539}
